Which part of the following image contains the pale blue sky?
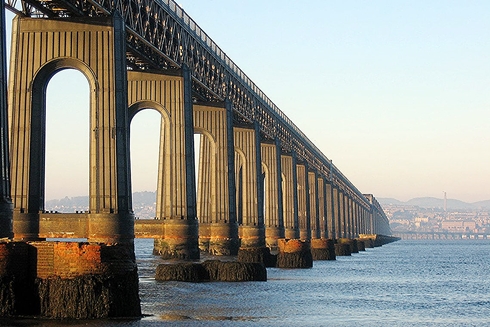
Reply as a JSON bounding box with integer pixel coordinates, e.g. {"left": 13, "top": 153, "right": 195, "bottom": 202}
{"left": 4, "top": 1, "right": 490, "bottom": 203}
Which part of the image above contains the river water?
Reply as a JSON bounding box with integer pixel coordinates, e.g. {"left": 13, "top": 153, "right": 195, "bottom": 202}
{"left": 3, "top": 239, "right": 490, "bottom": 326}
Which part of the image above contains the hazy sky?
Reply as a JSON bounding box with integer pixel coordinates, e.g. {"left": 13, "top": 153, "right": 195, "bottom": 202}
{"left": 4, "top": 1, "right": 490, "bottom": 203}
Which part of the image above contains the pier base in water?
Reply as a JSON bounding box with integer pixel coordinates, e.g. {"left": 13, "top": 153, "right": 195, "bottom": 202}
{"left": 359, "top": 234, "right": 401, "bottom": 247}
{"left": 276, "top": 239, "right": 313, "bottom": 268}
{"left": 155, "top": 260, "right": 267, "bottom": 282}
{"left": 310, "top": 239, "right": 336, "bottom": 260}
{"left": 153, "top": 219, "right": 200, "bottom": 260}
{"left": 334, "top": 242, "right": 352, "bottom": 256}
{"left": 338, "top": 238, "right": 359, "bottom": 254}
{"left": 0, "top": 241, "right": 141, "bottom": 318}
{"left": 357, "top": 239, "right": 366, "bottom": 251}
{"left": 237, "top": 247, "right": 276, "bottom": 267}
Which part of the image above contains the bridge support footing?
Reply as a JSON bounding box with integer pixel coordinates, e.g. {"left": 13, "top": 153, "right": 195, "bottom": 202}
{"left": 358, "top": 237, "right": 375, "bottom": 248}
{"left": 0, "top": 202, "right": 13, "bottom": 239}
{"left": 199, "top": 222, "right": 239, "bottom": 256}
{"left": 338, "top": 238, "right": 359, "bottom": 254}
{"left": 359, "top": 234, "right": 401, "bottom": 247}
{"left": 155, "top": 260, "right": 267, "bottom": 282}
{"left": 334, "top": 241, "right": 352, "bottom": 256}
{"left": 153, "top": 219, "right": 200, "bottom": 260}
{"left": 0, "top": 241, "right": 141, "bottom": 318}
{"left": 265, "top": 226, "right": 284, "bottom": 252}
{"left": 310, "top": 238, "right": 336, "bottom": 261}
{"left": 276, "top": 239, "right": 313, "bottom": 268}
{"left": 357, "top": 239, "right": 366, "bottom": 251}
{"left": 237, "top": 247, "right": 276, "bottom": 267}
{"left": 284, "top": 228, "right": 299, "bottom": 240}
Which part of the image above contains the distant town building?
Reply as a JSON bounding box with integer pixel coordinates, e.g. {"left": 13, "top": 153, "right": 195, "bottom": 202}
{"left": 441, "top": 220, "right": 476, "bottom": 232}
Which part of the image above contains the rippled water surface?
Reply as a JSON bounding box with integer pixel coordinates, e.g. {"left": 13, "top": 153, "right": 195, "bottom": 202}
{"left": 4, "top": 239, "right": 490, "bottom": 326}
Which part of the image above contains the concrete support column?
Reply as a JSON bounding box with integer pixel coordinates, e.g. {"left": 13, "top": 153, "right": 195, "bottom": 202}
{"left": 356, "top": 204, "right": 363, "bottom": 237}
{"left": 193, "top": 101, "right": 239, "bottom": 255}
{"left": 9, "top": 16, "right": 133, "bottom": 242}
{"left": 0, "top": 1, "right": 12, "bottom": 239}
{"left": 339, "top": 190, "right": 346, "bottom": 238}
{"left": 360, "top": 207, "right": 366, "bottom": 234}
{"left": 317, "top": 177, "right": 326, "bottom": 239}
{"left": 351, "top": 199, "right": 357, "bottom": 238}
{"left": 296, "top": 163, "right": 309, "bottom": 240}
{"left": 6, "top": 16, "right": 140, "bottom": 318}
{"left": 196, "top": 134, "right": 212, "bottom": 247}
{"left": 234, "top": 124, "right": 265, "bottom": 248}
{"left": 346, "top": 194, "right": 352, "bottom": 238}
{"left": 308, "top": 171, "right": 320, "bottom": 239}
{"left": 370, "top": 209, "right": 375, "bottom": 234}
{"left": 261, "top": 141, "right": 284, "bottom": 250}
{"left": 281, "top": 154, "right": 299, "bottom": 239}
{"left": 127, "top": 68, "right": 199, "bottom": 259}
{"left": 367, "top": 208, "right": 371, "bottom": 234}
{"left": 332, "top": 186, "right": 341, "bottom": 239}
{"left": 365, "top": 208, "right": 370, "bottom": 234}
{"left": 325, "top": 182, "right": 335, "bottom": 239}
{"left": 353, "top": 202, "right": 359, "bottom": 238}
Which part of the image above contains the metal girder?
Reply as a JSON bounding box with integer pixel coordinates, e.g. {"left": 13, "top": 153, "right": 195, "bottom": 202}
{"left": 4, "top": 0, "right": 371, "bottom": 207}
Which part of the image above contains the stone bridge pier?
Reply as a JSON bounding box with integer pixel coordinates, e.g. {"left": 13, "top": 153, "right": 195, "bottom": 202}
{"left": 127, "top": 69, "right": 199, "bottom": 260}
{"left": 194, "top": 101, "right": 238, "bottom": 255}
{"left": 261, "top": 140, "right": 284, "bottom": 250}
{"left": 1, "top": 15, "right": 140, "bottom": 318}
{"left": 234, "top": 124, "right": 266, "bottom": 256}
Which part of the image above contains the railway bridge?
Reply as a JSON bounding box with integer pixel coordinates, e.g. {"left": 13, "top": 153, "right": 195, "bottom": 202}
{"left": 0, "top": 0, "right": 392, "bottom": 318}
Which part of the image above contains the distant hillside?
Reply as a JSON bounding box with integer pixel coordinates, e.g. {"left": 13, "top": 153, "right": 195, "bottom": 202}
{"left": 43, "top": 193, "right": 490, "bottom": 211}
{"left": 46, "top": 191, "right": 157, "bottom": 218}
{"left": 378, "top": 197, "right": 490, "bottom": 210}
{"left": 45, "top": 196, "right": 89, "bottom": 211}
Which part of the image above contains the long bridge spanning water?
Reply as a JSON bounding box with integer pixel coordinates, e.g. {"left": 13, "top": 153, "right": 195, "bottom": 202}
{"left": 0, "top": 0, "right": 394, "bottom": 319}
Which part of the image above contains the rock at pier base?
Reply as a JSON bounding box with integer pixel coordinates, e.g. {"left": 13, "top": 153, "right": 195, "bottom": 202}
{"left": 152, "top": 219, "right": 200, "bottom": 260}
{"left": 202, "top": 261, "right": 266, "bottom": 282}
{"left": 358, "top": 234, "right": 401, "bottom": 247}
{"left": 357, "top": 240, "right": 366, "bottom": 251}
{"left": 359, "top": 238, "right": 374, "bottom": 248}
{"left": 0, "top": 241, "right": 33, "bottom": 317}
{"left": 310, "top": 239, "right": 336, "bottom": 261}
{"left": 237, "top": 247, "right": 277, "bottom": 267}
{"left": 338, "top": 238, "right": 359, "bottom": 254}
{"left": 334, "top": 242, "right": 352, "bottom": 256}
{"left": 155, "top": 263, "right": 205, "bottom": 282}
{"left": 0, "top": 241, "right": 141, "bottom": 319}
{"left": 37, "top": 270, "right": 141, "bottom": 319}
{"left": 276, "top": 239, "right": 313, "bottom": 268}
{"left": 155, "top": 260, "right": 266, "bottom": 282}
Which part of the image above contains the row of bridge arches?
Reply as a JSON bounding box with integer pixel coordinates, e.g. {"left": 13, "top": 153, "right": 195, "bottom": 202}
{"left": 6, "top": 16, "right": 388, "bottom": 258}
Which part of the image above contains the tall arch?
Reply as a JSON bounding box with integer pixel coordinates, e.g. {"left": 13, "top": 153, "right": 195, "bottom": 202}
{"left": 234, "top": 125, "right": 265, "bottom": 249}
{"left": 5, "top": 16, "right": 141, "bottom": 317}
{"left": 234, "top": 148, "right": 246, "bottom": 226}
{"left": 261, "top": 141, "right": 285, "bottom": 249}
{"left": 43, "top": 66, "right": 92, "bottom": 212}
{"left": 128, "top": 101, "right": 171, "bottom": 220}
{"left": 9, "top": 16, "right": 133, "bottom": 242}
{"left": 127, "top": 69, "right": 199, "bottom": 259}
{"left": 22, "top": 58, "right": 96, "bottom": 215}
{"left": 194, "top": 127, "right": 217, "bottom": 225}
{"left": 261, "top": 161, "right": 269, "bottom": 225}
{"left": 193, "top": 102, "right": 238, "bottom": 255}
{"left": 128, "top": 103, "right": 169, "bottom": 219}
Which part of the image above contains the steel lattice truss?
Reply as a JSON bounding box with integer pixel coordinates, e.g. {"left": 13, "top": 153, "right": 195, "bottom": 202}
{"left": 4, "top": 0, "right": 370, "bottom": 207}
